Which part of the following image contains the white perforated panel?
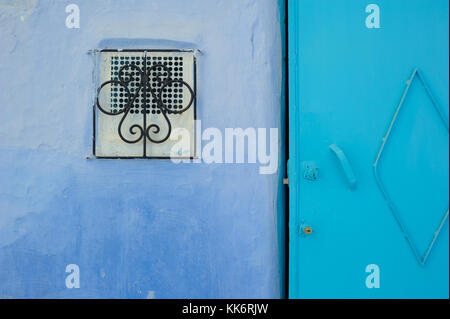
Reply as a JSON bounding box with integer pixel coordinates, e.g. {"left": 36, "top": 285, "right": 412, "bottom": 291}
{"left": 94, "top": 50, "right": 196, "bottom": 158}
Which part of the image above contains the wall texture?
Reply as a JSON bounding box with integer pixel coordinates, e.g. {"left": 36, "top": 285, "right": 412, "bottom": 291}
{"left": 0, "top": 0, "right": 284, "bottom": 298}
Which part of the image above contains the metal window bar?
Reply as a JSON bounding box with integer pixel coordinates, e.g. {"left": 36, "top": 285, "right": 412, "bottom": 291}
{"left": 94, "top": 49, "right": 196, "bottom": 158}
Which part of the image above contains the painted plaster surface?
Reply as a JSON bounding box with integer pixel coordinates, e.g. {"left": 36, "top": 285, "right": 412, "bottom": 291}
{"left": 0, "top": 0, "right": 283, "bottom": 298}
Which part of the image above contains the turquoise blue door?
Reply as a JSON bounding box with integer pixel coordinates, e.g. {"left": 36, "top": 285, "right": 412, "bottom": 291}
{"left": 288, "top": 0, "right": 449, "bottom": 298}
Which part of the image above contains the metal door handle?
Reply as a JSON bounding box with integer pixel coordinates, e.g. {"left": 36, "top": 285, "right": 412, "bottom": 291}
{"left": 329, "top": 144, "right": 357, "bottom": 190}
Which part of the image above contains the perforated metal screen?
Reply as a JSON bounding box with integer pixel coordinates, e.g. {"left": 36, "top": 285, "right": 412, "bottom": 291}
{"left": 110, "top": 55, "right": 187, "bottom": 115}
{"left": 94, "top": 50, "right": 196, "bottom": 158}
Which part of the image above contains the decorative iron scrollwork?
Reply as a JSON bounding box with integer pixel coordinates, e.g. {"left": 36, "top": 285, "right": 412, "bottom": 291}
{"left": 95, "top": 52, "right": 195, "bottom": 156}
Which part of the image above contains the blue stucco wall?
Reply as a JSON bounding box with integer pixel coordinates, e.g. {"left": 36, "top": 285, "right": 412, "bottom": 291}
{"left": 0, "top": 0, "right": 284, "bottom": 298}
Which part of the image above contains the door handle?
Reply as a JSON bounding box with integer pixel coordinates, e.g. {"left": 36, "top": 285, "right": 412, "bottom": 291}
{"left": 329, "top": 144, "right": 357, "bottom": 190}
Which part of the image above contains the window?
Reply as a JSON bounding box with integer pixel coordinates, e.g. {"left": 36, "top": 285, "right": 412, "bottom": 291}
{"left": 94, "top": 49, "right": 196, "bottom": 158}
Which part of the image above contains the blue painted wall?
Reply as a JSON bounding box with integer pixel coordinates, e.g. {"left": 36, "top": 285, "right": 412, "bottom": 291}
{"left": 0, "top": 0, "right": 284, "bottom": 298}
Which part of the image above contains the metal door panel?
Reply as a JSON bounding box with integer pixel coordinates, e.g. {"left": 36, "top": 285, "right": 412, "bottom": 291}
{"left": 288, "top": 0, "right": 449, "bottom": 298}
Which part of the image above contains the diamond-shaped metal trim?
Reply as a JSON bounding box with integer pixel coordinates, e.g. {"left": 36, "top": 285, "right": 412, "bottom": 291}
{"left": 373, "top": 68, "right": 449, "bottom": 265}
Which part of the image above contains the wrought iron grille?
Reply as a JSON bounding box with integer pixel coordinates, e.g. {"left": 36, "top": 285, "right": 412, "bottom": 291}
{"left": 94, "top": 50, "right": 196, "bottom": 158}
